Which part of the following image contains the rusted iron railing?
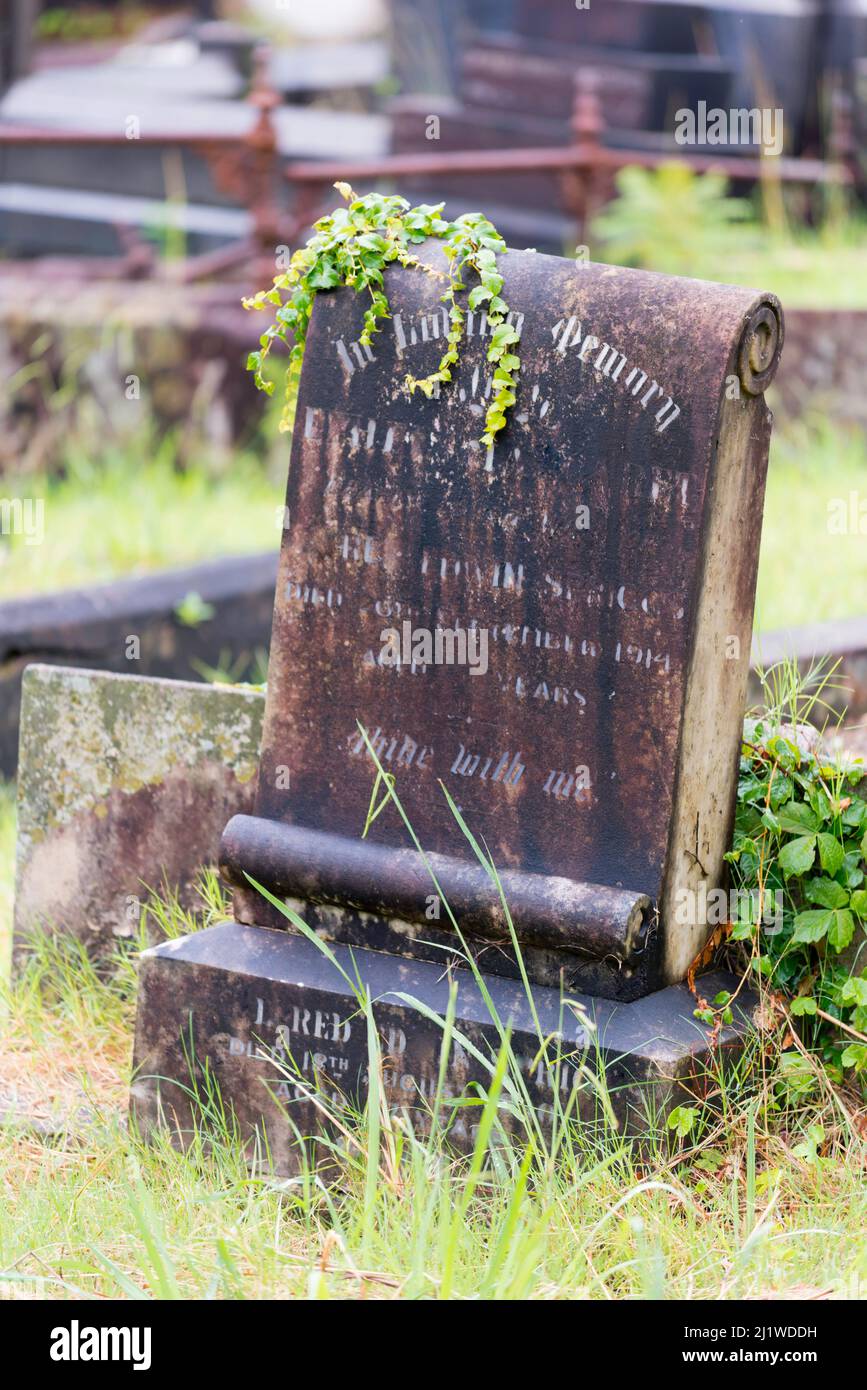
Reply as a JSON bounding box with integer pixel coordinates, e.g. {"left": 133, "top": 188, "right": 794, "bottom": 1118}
{"left": 0, "top": 47, "right": 282, "bottom": 281}
{"left": 0, "top": 50, "right": 855, "bottom": 284}
{"left": 281, "top": 75, "right": 854, "bottom": 249}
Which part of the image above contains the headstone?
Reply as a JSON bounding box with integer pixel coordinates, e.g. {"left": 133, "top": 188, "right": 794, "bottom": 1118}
{"left": 13, "top": 666, "right": 264, "bottom": 962}
{"left": 132, "top": 244, "right": 782, "bottom": 1166}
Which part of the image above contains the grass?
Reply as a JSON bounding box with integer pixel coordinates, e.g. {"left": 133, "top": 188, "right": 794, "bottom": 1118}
{"left": 754, "top": 418, "right": 867, "bottom": 634}
{"left": 0, "top": 880, "right": 865, "bottom": 1299}
{"left": 0, "top": 783, "right": 16, "bottom": 981}
{"left": 0, "top": 440, "right": 282, "bottom": 601}
{"left": 0, "top": 407, "right": 864, "bottom": 637}
{"left": 0, "top": 262, "right": 864, "bottom": 1294}
{"left": 654, "top": 225, "right": 867, "bottom": 310}
{"left": 591, "top": 166, "right": 867, "bottom": 308}
{"left": 712, "top": 236, "right": 867, "bottom": 311}
{"left": 0, "top": 748, "right": 865, "bottom": 1301}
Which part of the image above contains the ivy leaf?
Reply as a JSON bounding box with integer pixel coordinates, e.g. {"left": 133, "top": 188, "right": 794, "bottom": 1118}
{"left": 816, "top": 832, "right": 844, "bottom": 877}
{"left": 245, "top": 193, "right": 520, "bottom": 445}
{"left": 778, "top": 835, "right": 816, "bottom": 878}
{"left": 467, "top": 284, "right": 492, "bottom": 309}
{"left": 307, "top": 261, "right": 341, "bottom": 290}
{"left": 489, "top": 324, "right": 520, "bottom": 351}
{"left": 354, "top": 232, "right": 388, "bottom": 253}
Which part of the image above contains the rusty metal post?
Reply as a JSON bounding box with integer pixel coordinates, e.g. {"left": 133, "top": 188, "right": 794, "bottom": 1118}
{"left": 245, "top": 45, "right": 283, "bottom": 277}
{"left": 563, "top": 69, "right": 606, "bottom": 248}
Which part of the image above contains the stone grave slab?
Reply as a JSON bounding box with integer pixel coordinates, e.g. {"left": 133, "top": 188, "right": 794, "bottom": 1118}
{"left": 132, "top": 242, "right": 782, "bottom": 1164}
{"left": 131, "top": 920, "right": 756, "bottom": 1171}
{"left": 13, "top": 665, "right": 264, "bottom": 962}
{"left": 0, "top": 551, "right": 276, "bottom": 778}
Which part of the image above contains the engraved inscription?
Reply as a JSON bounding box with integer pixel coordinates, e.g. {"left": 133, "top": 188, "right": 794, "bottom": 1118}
{"left": 552, "top": 317, "right": 681, "bottom": 432}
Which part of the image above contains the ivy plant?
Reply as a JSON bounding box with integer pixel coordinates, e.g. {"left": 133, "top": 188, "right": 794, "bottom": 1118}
{"left": 243, "top": 184, "right": 521, "bottom": 450}
{"left": 726, "top": 713, "right": 867, "bottom": 1087}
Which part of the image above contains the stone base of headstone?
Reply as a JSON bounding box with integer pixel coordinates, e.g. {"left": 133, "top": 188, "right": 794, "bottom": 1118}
{"left": 130, "top": 921, "right": 757, "bottom": 1175}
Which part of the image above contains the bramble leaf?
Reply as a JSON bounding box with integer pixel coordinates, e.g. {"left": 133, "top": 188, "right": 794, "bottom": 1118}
{"left": 791, "top": 909, "right": 832, "bottom": 943}
{"left": 850, "top": 888, "right": 867, "bottom": 918}
{"left": 841, "top": 1043, "right": 867, "bottom": 1071}
{"left": 779, "top": 835, "right": 816, "bottom": 878}
{"left": 828, "top": 909, "right": 855, "bottom": 952}
{"left": 777, "top": 803, "right": 821, "bottom": 835}
{"left": 817, "top": 832, "right": 844, "bottom": 877}
{"left": 805, "top": 876, "right": 849, "bottom": 909}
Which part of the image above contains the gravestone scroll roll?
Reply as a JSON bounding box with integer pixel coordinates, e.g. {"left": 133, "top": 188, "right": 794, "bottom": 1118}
{"left": 220, "top": 815, "right": 651, "bottom": 961}
{"left": 224, "top": 244, "right": 783, "bottom": 1002}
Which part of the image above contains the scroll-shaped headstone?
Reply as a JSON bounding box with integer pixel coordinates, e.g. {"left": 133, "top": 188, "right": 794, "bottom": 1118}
{"left": 220, "top": 245, "right": 782, "bottom": 1001}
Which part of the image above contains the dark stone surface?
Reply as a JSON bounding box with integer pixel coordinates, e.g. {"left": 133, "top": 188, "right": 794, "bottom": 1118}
{"left": 131, "top": 920, "right": 757, "bottom": 1173}
{"left": 0, "top": 552, "right": 276, "bottom": 776}
{"left": 750, "top": 613, "right": 867, "bottom": 725}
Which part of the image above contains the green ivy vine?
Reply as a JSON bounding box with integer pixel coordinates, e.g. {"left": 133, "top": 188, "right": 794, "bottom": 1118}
{"left": 243, "top": 184, "right": 521, "bottom": 449}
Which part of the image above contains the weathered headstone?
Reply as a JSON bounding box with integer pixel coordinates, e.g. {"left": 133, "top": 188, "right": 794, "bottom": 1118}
{"left": 132, "top": 244, "right": 782, "bottom": 1165}
{"left": 13, "top": 666, "right": 264, "bottom": 962}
